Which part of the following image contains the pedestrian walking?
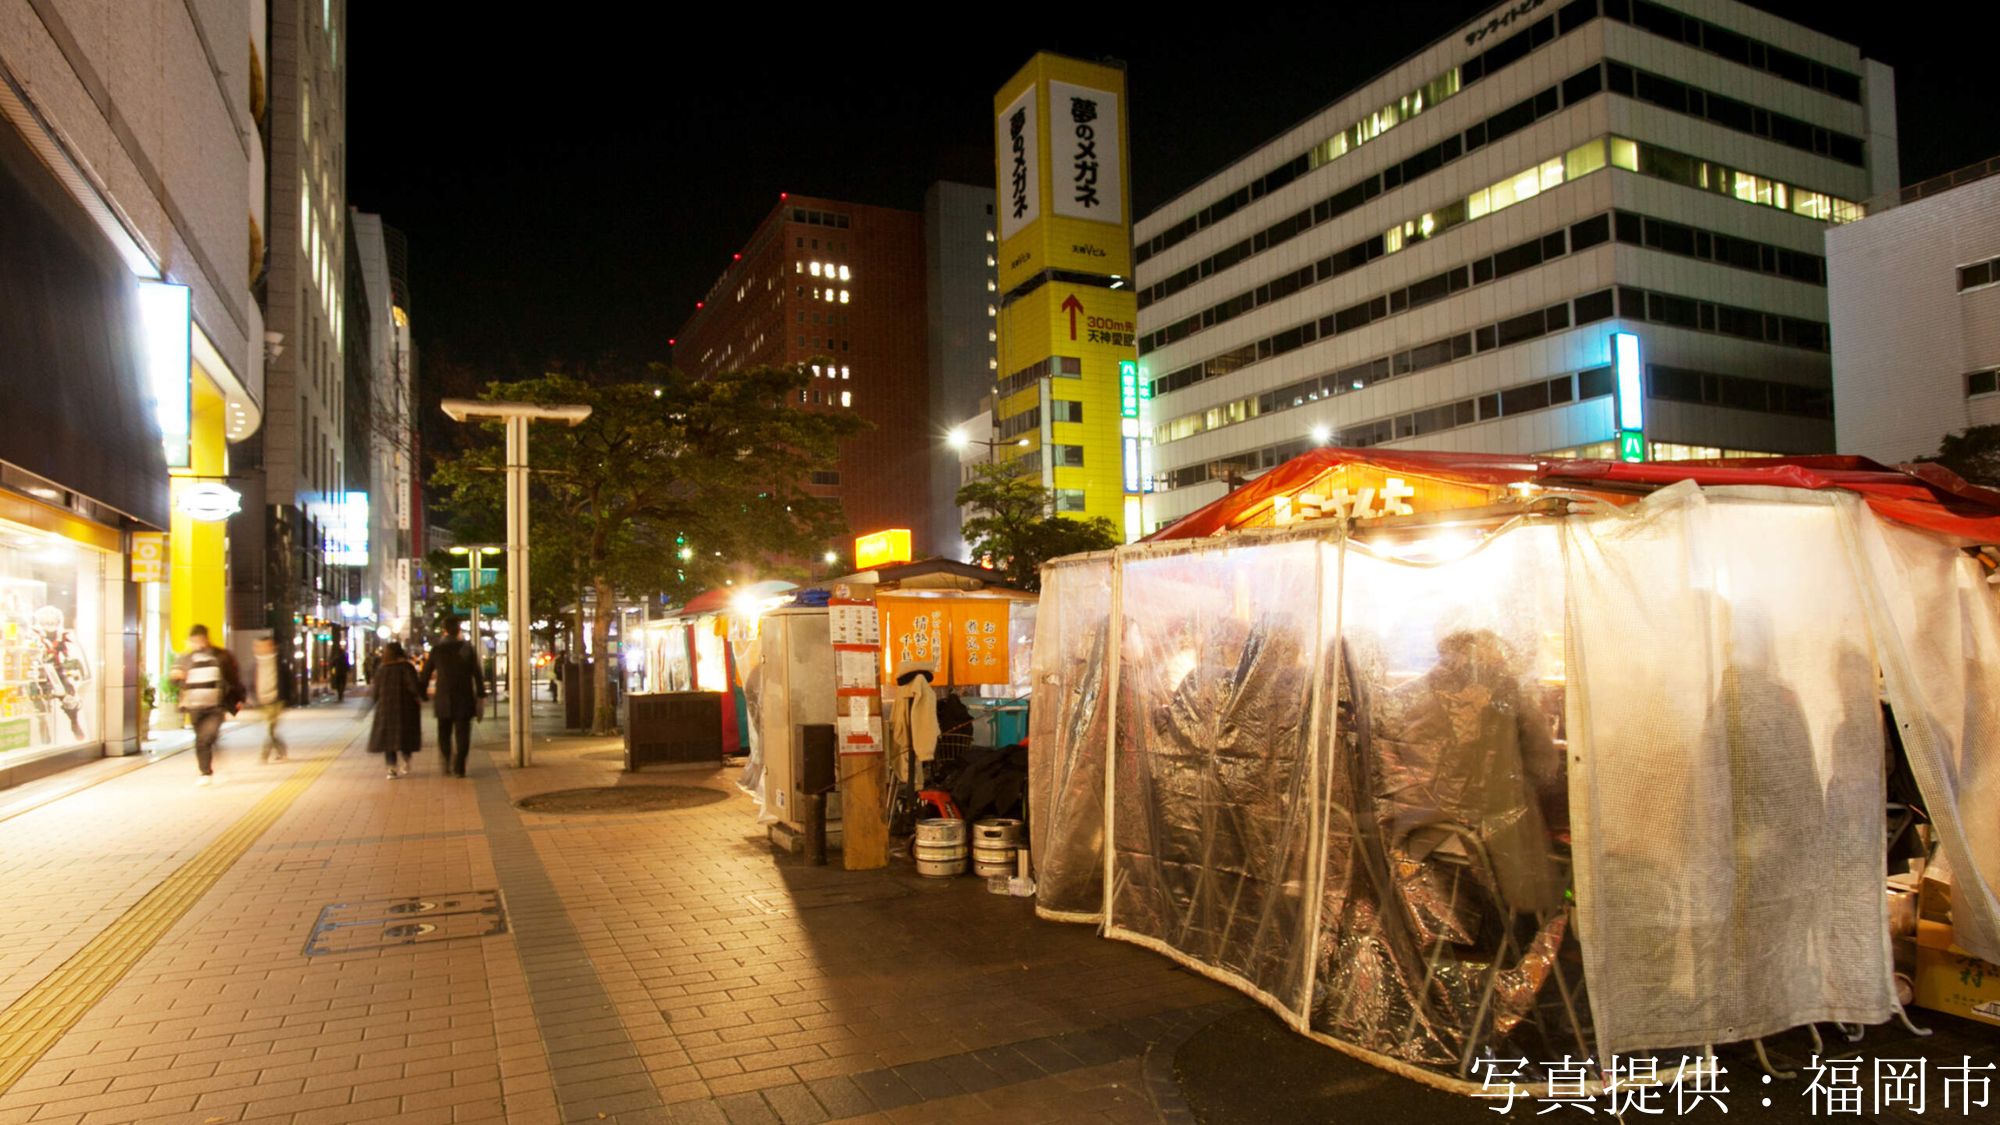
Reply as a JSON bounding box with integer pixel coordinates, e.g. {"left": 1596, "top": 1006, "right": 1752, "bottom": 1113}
{"left": 549, "top": 652, "right": 564, "bottom": 703}
{"left": 330, "top": 648, "right": 352, "bottom": 703}
{"left": 368, "top": 642, "right": 423, "bottom": 778}
{"left": 170, "top": 624, "right": 242, "bottom": 786}
{"left": 248, "top": 636, "right": 292, "bottom": 762}
{"left": 419, "top": 617, "right": 485, "bottom": 778}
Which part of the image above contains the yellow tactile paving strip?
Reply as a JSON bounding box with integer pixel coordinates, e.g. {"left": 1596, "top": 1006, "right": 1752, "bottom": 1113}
{"left": 0, "top": 746, "right": 341, "bottom": 1095}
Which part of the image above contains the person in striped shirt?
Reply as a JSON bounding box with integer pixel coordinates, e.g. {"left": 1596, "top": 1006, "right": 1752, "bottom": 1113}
{"left": 170, "top": 625, "right": 241, "bottom": 786}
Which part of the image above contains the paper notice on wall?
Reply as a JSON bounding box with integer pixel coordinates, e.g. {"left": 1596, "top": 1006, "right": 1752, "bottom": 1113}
{"left": 837, "top": 715, "right": 883, "bottom": 755}
{"left": 836, "top": 650, "right": 878, "bottom": 689}
{"left": 847, "top": 696, "right": 870, "bottom": 722}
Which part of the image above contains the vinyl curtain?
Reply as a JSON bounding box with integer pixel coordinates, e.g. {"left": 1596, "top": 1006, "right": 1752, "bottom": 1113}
{"left": 1033, "top": 488, "right": 1998, "bottom": 1087}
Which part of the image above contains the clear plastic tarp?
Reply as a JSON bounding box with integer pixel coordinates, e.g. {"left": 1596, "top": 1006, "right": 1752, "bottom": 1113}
{"left": 1315, "top": 523, "right": 1586, "bottom": 1075}
{"left": 1564, "top": 485, "right": 1893, "bottom": 1059}
{"left": 1109, "top": 533, "right": 1325, "bottom": 1017}
{"left": 1028, "top": 556, "right": 1115, "bottom": 922}
{"left": 1033, "top": 484, "right": 1999, "bottom": 1090}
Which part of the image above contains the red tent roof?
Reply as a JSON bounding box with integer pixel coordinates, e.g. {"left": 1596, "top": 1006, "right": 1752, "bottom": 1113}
{"left": 1148, "top": 450, "right": 2000, "bottom": 543}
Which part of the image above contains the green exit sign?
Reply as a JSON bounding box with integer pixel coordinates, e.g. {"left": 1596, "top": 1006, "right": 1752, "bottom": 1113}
{"left": 1619, "top": 430, "right": 1646, "bottom": 462}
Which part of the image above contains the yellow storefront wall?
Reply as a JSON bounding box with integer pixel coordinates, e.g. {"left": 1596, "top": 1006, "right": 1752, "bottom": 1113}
{"left": 169, "top": 367, "right": 228, "bottom": 644}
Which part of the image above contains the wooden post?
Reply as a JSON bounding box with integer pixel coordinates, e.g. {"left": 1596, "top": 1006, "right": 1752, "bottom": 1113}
{"left": 828, "top": 583, "right": 888, "bottom": 870}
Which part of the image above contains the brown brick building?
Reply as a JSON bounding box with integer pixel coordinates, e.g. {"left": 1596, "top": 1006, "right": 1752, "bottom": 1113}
{"left": 673, "top": 195, "right": 931, "bottom": 551}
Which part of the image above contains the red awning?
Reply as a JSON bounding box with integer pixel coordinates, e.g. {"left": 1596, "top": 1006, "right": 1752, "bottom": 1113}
{"left": 1148, "top": 449, "right": 2000, "bottom": 543}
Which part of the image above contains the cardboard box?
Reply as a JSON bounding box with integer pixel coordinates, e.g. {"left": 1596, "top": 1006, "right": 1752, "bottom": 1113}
{"left": 1914, "top": 920, "right": 2000, "bottom": 1028}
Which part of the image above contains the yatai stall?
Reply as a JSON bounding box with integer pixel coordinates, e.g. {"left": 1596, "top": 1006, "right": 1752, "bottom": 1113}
{"left": 1030, "top": 449, "right": 2000, "bottom": 1092}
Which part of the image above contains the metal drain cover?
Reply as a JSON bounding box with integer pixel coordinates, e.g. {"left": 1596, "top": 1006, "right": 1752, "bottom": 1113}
{"left": 305, "top": 891, "right": 506, "bottom": 956}
{"left": 514, "top": 786, "right": 728, "bottom": 814}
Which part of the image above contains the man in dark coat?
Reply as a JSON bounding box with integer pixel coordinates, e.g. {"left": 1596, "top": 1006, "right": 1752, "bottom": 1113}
{"left": 420, "top": 617, "right": 486, "bottom": 777}
{"left": 330, "top": 648, "right": 352, "bottom": 702}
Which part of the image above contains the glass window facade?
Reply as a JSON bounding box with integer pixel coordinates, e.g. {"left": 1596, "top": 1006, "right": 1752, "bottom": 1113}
{"left": 0, "top": 520, "right": 106, "bottom": 767}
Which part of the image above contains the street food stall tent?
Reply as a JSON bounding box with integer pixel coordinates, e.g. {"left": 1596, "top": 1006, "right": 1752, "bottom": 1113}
{"left": 1031, "top": 449, "right": 2000, "bottom": 1092}
{"left": 635, "top": 581, "right": 797, "bottom": 756}
{"left": 748, "top": 558, "right": 1039, "bottom": 869}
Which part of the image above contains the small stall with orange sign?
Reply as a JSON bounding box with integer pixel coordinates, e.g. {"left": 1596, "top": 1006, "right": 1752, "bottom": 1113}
{"left": 809, "top": 546, "right": 1039, "bottom": 871}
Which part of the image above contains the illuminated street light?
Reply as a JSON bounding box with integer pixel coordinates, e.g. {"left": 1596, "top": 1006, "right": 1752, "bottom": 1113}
{"left": 947, "top": 429, "right": 1031, "bottom": 464}
{"left": 1310, "top": 424, "right": 1332, "bottom": 445}
{"left": 822, "top": 551, "right": 837, "bottom": 564}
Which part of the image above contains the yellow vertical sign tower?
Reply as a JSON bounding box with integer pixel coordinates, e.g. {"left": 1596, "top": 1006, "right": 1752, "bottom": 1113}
{"left": 993, "top": 54, "right": 1147, "bottom": 540}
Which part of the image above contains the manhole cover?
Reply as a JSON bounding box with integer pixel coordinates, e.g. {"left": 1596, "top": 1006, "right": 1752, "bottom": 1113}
{"left": 304, "top": 891, "right": 506, "bottom": 956}
{"left": 514, "top": 786, "right": 728, "bottom": 814}
{"left": 581, "top": 750, "right": 626, "bottom": 761}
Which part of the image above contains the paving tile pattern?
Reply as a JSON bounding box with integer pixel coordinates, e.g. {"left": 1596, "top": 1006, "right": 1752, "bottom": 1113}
{"left": 0, "top": 702, "right": 1233, "bottom": 1124}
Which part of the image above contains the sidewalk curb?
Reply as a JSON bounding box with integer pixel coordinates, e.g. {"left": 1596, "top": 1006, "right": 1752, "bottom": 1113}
{"left": 0, "top": 756, "right": 153, "bottom": 827}
{"left": 0, "top": 706, "right": 355, "bottom": 826}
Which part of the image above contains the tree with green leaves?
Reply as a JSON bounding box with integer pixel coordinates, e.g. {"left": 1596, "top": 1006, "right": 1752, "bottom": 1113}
{"left": 433, "top": 362, "right": 862, "bottom": 734}
{"left": 955, "top": 462, "right": 1121, "bottom": 592}
{"left": 1920, "top": 424, "right": 2000, "bottom": 488}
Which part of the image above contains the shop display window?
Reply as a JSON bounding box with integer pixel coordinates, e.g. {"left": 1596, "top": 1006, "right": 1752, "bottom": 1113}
{"left": 0, "top": 522, "right": 104, "bottom": 764}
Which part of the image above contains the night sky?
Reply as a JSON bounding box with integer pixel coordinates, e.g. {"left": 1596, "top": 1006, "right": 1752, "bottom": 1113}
{"left": 347, "top": 3, "right": 2000, "bottom": 380}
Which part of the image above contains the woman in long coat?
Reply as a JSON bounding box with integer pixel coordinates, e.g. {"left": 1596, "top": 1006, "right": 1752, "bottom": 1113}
{"left": 369, "top": 642, "right": 423, "bottom": 778}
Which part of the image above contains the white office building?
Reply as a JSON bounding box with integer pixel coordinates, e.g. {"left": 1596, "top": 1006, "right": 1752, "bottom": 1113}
{"left": 1134, "top": 0, "right": 1896, "bottom": 529}
{"left": 1827, "top": 161, "right": 2000, "bottom": 466}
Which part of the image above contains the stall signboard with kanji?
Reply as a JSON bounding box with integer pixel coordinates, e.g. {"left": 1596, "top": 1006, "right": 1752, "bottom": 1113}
{"left": 878, "top": 598, "right": 946, "bottom": 681}
{"left": 948, "top": 601, "right": 1011, "bottom": 685}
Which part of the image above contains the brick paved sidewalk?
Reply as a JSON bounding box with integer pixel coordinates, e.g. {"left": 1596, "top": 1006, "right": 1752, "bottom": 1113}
{"left": 0, "top": 701, "right": 1236, "bottom": 1125}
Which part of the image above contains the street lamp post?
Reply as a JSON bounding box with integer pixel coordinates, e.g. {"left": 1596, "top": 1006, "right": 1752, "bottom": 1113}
{"left": 440, "top": 400, "right": 591, "bottom": 768}
{"left": 449, "top": 544, "right": 501, "bottom": 691}
{"left": 946, "top": 428, "right": 1031, "bottom": 465}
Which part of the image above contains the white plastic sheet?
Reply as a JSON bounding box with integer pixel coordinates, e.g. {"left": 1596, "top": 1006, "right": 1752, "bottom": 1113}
{"left": 1563, "top": 485, "right": 1893, "bottom": 1057}
{"left": 1848, "top": 502, "right": 2000, "bottom": 961}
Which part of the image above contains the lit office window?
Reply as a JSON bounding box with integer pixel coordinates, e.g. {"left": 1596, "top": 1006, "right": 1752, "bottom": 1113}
{"left": 840, "top": 391, "right": 851, "bottom": 408}
{"left": 839, "top": 290, "right": 849, "bottom": 303}
{"left": 838, "top": 265, "right": 850, "bottom": 281}
{"left": 840, "top": 366, "right": 850, "bottom": 379}
{"left": 986, "top": 230, "right": 995, "bottom": 242}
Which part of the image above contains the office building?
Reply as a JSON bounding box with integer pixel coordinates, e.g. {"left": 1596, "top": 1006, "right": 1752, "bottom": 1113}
{"left": 1134, "top": 0, "right": 1896, "bottom": 531}
{"left": 1828, "top": 159, "right": 2000, "bottom": 466}
{"left": 350, "top": 211, "right": 420, "bottom": 645}
{"left": 231, "top": 0, "right": 349, "bottom": 693}
{"left": 924, "top": 181, "right": 1001, "bottom": 558}
{"left": 991, "top": 54, "right": 1140, "bottom": 538}
{"left": 0, "top": 1, "right": 265, "bottom": 782}
{"left": 673, "top": 194, "right": 932, "bottom": 551}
